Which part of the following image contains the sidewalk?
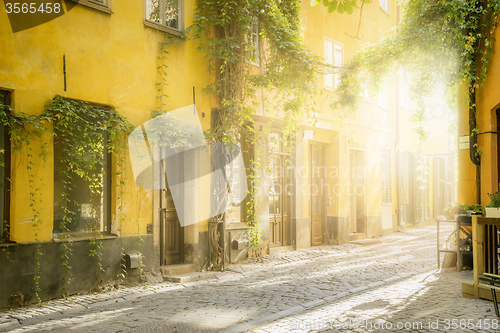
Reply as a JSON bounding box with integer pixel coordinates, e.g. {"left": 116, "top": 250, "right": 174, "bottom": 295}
{"left": 1, "top": 224, "right": 495, "bottom": 332}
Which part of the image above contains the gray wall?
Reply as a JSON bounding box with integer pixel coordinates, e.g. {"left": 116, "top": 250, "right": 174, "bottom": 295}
{"left": 0, "top": 235, "right": 154, "bottom": 309}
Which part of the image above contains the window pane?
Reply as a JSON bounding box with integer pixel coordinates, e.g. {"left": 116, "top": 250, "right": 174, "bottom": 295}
{"left": 146, "top": 0, "right": 161, "bottom": 23}
{"left": 165, "top": 0, "right": 179, "bottom": 29}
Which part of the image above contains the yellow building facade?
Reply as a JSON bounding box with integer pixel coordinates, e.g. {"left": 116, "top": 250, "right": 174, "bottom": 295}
{"left": 0, "top": 0, "right": 455, "bottom": 307}
{"left": 0, "top": 0, "right": 213, "bottom": 307}
{"left": 243, "top": 0, "right": 454, "bottom": 258}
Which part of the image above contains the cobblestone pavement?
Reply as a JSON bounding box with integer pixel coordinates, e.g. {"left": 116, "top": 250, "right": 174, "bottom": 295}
{"left": 1, "top": 225, "right": 497, "bottom": 332}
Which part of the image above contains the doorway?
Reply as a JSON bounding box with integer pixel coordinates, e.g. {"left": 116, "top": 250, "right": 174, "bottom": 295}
{"left": 397, "top": 150, "right": 415, "bottom": 226}
{"left": 310, "top": 144, "right": 325, "bottom": 246}
{"left": 159, "top": 148, "right": 184, "bottom": 266}
{"left": 269, "top": 155, "right": 290, "bottom": 246}
{"left": 160, "top": 186, "right": 184, "bottom": 265}
{"left": 349, "top": 149, "right": 365, "bottom": 234}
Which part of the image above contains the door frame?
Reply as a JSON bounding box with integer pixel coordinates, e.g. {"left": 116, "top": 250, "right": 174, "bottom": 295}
{"left": 268, "top": 131, "right": 292, "bottom": 247}
{"left": 309, "top": 142, "right": 326, "bottom": 246}
{"left": 348, "top": 147, "right": 366, "bottom": 234}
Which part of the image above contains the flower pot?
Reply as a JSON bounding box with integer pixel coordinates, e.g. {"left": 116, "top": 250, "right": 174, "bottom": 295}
{"left": 485, "top": 207, "right": 500, "bottom": 218}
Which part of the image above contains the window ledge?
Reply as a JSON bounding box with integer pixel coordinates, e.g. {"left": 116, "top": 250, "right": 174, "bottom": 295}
{"left": 143, "top": 20, "right": 183, "bottom": 37}
{"left": 380, "top": 7, "right": 390, "bottom": 16}
{"left": 52, "top": 233, "right": 118, "bottom": 243}
{"left": 75, "top": 1, "right": 113, "bottom": 14}
{"left": 0, "top": 241, "right": 17, "bottom": 248}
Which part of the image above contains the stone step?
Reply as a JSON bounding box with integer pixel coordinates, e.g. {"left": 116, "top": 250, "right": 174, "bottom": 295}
{"left": 349, "top": 233, "right": 366, "bottom": 242}
{"left": 160, "top": 263, "right": 196, "bottom": 277}
{"left": 350, "top": 238, "right": 382, "bottom": 246}
{"left": 165, "top": 272, "right": 217, "bottom": 283}
{"left": 269, "top": 245, "right": 294, "bottom": 255}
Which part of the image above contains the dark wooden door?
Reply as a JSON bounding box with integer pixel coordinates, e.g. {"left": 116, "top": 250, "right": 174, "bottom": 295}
{"left": 159, "top": 147, "right": 183, "bottom": 266}
{"left": 311, "top": 144, "right": 324, "bottom": 246}
{"left": 268, "top": 153, "right": 292, "bottom": 247}
{"left": 160, "top": 186, "right": 183, "bottom": 265}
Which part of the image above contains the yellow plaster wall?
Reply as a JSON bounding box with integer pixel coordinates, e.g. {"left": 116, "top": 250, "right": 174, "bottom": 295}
{"left": 300, "top": 0, "right": 398, "bottom": 222}
{"left": 0, "top": 0, "right": 211, "bottom": 242}
{"left": 457, "top": 24, "right": 500, "bottom": 205}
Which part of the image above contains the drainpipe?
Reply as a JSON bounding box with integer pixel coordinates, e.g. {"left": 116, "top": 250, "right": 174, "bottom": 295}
{"left": 469, "top": 85, "right": 481, "bottom": 204}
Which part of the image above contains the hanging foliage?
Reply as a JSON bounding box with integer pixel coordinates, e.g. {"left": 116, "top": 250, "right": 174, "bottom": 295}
{"left": 191, "top": 0, "right": 321, "bottom": 255}
{"left": 332, "top": 0, "right": 500, "bottom": 142}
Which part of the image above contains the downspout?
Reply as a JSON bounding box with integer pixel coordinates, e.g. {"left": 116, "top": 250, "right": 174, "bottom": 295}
{"left": 469, "top": 85, "right": 481, "bottom": 204}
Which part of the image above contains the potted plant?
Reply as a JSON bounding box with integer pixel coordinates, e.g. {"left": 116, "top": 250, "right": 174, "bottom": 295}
{"left": 486, "top": 192, "right": 500, "bottom": 218}
{"left": 466, "top": 204, "right": 483, "bottom": 216}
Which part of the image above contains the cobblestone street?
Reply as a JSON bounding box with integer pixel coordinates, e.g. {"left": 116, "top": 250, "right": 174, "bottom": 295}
{"left": 1, "top": 225, "right": 497, "bottom": 332}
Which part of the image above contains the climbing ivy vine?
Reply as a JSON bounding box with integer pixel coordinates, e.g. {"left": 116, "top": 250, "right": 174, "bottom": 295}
{"left": 0, "top": 95, "right": 133, "bottom": 302}
{"left": 191, "top": 0, "right": 321, "bottom": 255}
{"left": 333, "top": 0, "right": 500, "bottom": 144}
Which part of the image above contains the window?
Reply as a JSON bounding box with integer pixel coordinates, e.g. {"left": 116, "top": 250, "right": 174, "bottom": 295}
{"left": 250, "top": 20, "right": 259, "bottom": 65}
{"left": 70, "top": 0, "right": 112, "bottom": 13}
{"left": 144, "top": 0, "right": 183, "bottom": 34}
{"left": 381, "top": 147, "right": 392, "bottom": 204}
{"left": 324, "top": 37, "right": 343, "bottom": 90}
{"left": 380, "top": 0, "right": 389, "bottom": 13}
{"left": 0, "top": 90, "right": 11, "bottom": 242}
{"left": 53, "top": 99, "right": 111, "bottom": 235}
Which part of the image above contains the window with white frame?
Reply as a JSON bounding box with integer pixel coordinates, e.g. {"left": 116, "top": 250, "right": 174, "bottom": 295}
{"left": 324, "top": 38, "right": 343, "bottom": 90}
{"left": 145, "top": 0, "right": 182, "bottom": 32}
{"left": 380, "top": 0, "right": 389, "bottom": 13}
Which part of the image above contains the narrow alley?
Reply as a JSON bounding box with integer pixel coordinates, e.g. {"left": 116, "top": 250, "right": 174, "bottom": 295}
{"left": 1, "top": 225, "right": 494, "bottom": 332}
